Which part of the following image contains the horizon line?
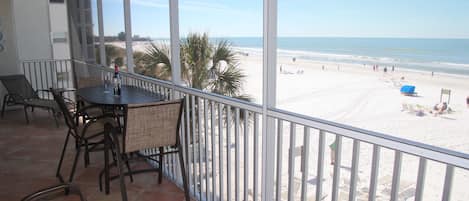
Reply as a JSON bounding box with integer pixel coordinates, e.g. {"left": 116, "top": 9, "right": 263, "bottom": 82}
{"left": 141, "top": 36, "right": 469, "bottom": 40}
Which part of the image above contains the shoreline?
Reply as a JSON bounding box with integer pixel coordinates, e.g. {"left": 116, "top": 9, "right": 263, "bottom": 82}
{"left": 234, "top": 46, "right": 469, "bottom": 78}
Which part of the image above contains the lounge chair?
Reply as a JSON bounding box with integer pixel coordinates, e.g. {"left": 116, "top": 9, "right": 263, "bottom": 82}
{"left": 0, "top": 74, "right": 61, "bottom": 126}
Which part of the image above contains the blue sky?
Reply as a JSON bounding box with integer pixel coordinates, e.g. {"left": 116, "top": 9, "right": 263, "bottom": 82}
{"left": 93, "top": 0, "right": 469, "bottom": 38}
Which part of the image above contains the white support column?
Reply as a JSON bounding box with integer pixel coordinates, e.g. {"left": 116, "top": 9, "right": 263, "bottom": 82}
{"left": 97, "top": 0, "right": 106, "bottom": 67}
{"left": 123, "top": 0, "right": 134, "bottom": 73}
{"left": 261, "top": 0, "right": 277, "bottom": 200}
{"left": 169, "top": 0, "right": 182, "bottom": 85}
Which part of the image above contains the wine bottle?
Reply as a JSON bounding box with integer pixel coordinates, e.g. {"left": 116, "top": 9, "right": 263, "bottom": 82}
{"left": 113, "top": 64, "right": 121, "bottom": 96}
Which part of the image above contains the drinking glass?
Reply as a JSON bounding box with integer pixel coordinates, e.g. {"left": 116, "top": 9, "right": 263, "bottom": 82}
{"left": 104, "top": 75, "right": 111, "bottom": 93}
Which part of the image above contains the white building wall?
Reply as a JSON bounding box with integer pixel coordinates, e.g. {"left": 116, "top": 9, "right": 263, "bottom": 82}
{"left": 49, "top": 1, "right": 71, "bottom": 59}
{"left": 12, "top": 0, "right": 53, "bottom": 60}
{"left": 0, "top": 0, "right": 19, "bottom": 74}
{"left": 0, "top": 0, "right": 20, "bottom": 109}
{"left": 0, "top": 0, "right": 71, "bottom": 109}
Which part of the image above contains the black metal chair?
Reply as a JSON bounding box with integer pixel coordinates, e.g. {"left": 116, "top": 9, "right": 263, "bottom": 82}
{"left": 50, "top": 88, "right": 115, "bottom": 183}
{"left": 21, "top": 183, "right": 87, "bottom": 201}
{"left": 19, "top": 88, "right": 100, "bottom": 201}
{"left": 103, "top": 98, "right": 190, "bottom": 201}
{"left": 0, "top": 75, "right": 61, "bottom": 126}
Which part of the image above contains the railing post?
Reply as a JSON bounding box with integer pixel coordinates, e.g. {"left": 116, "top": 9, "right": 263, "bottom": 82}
{"left": 169, "top": 0, "right": 182, "bottom": 86}
{"left": 169, "top": 0, "right": 182, "bottom": 99}
{"left": 442, "top": 165, "right": 454, "bottom": 201}
{"left": 123, "top": 0, "right": 134, "bottom": 73}
{"left": 261, "top": 0, "right": 277, "bottom": 200}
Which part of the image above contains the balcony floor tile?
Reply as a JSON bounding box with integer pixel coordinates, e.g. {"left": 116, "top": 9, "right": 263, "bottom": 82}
{"left": 0, "top": 109, "right": 192, "bottom": 201}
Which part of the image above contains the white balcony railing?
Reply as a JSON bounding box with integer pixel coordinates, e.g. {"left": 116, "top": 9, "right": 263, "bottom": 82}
{"left": 22, "top": 59, "right": 469, "bottom": 201}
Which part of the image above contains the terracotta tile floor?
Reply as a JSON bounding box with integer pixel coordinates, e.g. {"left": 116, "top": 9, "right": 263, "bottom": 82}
{"left": 0, "top": 108, "right": 191, "bottom": 201}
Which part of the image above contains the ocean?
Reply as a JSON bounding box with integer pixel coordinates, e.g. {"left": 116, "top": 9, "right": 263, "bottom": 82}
{"left": 213, "top": 37, "right": 469, "bottom": 76}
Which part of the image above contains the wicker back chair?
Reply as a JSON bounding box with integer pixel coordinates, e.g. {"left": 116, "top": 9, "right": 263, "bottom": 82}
{"left": 124, "top": 100, "right": 183, "bottom": 153}
{"left": 107, "top": 98, "right": 190, "bottom": 201}
{"left": 0, "top": 74, "right": 60, "bottom": 126}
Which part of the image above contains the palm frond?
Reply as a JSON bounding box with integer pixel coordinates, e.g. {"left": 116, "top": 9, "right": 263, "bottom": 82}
{"left": 137, "top": 32, "right": 249, "bottom": 103}
{"left": 143, "top": 43, "right": 172, "bottom": 80}
{"left": 210, "top": 64, "right": 245, "bottom": 97}
{"left": 211, "top": 40, "right": 238, "bottom": 69}
{"left": 182, "top": 33, "right": 212, "bottom": 89}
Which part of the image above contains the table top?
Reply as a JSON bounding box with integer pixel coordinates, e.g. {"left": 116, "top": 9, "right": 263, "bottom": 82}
{"left": 76, "top": 85, "right": 163, "bottom": 105}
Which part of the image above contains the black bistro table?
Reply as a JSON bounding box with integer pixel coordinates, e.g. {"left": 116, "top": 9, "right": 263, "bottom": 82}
{"left": 76, "top": 85, "right": 163, "bottom": 106}
{"left": 76, "top": 85, "right": 164, "bottom": 194}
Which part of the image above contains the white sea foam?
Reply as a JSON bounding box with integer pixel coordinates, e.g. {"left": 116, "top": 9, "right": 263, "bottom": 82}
{"left": 233, "top": 46, "right": 469, "bottom": 75}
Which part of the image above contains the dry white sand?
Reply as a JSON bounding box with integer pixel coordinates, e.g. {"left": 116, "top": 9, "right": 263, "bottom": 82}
{"left": 113, "top": 42, "right": 469, "bottom": 200}
{"left": 236, "top": 48, "right": 469, "bottom": 201}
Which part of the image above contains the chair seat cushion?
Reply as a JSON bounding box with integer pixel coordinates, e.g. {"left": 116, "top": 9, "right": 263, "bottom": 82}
{"left": 82, "top": 107, "right": 103, "bottom": 118}
{"left": 78, "top": 117, "right": 116, "bottom": 138}
{"left": 24, "top": 98, "right": 59, "bottom": 110}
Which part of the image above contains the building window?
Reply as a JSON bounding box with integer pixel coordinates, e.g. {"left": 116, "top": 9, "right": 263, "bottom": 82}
{"left": 50, "top": 0, "right": 65, "bottom": 3}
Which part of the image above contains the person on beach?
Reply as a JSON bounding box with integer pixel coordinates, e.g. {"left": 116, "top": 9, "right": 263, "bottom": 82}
{"left": 322, "top": 65, "right": 325, "bottom": 70}
{"left": 392, "top": 66, "right": 395, "bottom": 72}
{"left": 432, "top": 71, "right": 434, "bottom": 76}
{"left": 329, "top": 140, "right": 337, "bottom": 165}
{"left": 280, "top": 65, "right": 283, "bottom": 72}
{"left": 384, "top": 67, "right": 388, "bottom": 73}
{"left": 466, "top": 96, "right": 469, "bottom": 108}
{"left": 430, "top": 102, "right": 448, "bottom": 116}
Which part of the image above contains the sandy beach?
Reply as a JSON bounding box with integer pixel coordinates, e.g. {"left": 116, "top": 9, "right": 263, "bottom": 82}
{"left": 112, "top": 41, "right": 469, "bottom": 200}
{"left": 236, "top": 47, "right": 469, "bottom": 201}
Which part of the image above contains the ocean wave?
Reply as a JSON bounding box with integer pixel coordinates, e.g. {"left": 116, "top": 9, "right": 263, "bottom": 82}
{"left": 233, "top": 46, "right": 469, "bottom": 75}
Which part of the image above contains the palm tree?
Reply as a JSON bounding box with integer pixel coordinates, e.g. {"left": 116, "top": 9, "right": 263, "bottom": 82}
{"left": 95, "top": 44, "right": 125, "bottom": 67}
{"left": 140, "top": 33, "right": 250, "bottom": 101}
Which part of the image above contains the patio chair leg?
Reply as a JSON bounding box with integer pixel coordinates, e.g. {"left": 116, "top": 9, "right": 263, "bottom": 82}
{"left": 84, "top": 140, "right": 90, "bottom": 167}
{"left": 53, "top": 110, "right": 60, "bottom": 128}
{"left": 111, "top": 128, "right": 128, "bottom": 201}
{"left": 177, "top": 142, "right": 191, "bottom": 201}
{"left": 23, "top": 106, "right": 30, "bottom": 124}
{"left": 75, "top": 102, "right": 80, "bottom": 125}
{"left": 68, "top": 143, "right": 82, "bottom": 183}
{"left": 56, "top": 130, "right": 71, "bottom": 182}
{"left": 158, "top": 147, "right": 164, "bottom": 184}
{"left": 1, "top": 95, "right": 8, "bottom": 118}
{"left": 124, "top": 154, "right": 134, "bottom": 182}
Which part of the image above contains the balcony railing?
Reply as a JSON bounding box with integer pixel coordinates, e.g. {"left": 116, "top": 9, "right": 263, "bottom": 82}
{"left": 21, "top": 59, "right": 469, "bottom": 201}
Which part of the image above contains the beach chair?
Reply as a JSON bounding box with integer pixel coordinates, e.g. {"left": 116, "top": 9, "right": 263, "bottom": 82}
{"left": 440, "top": 88, "right": 451, "bottom": 104}
{"left": 401, "top": 103, "right": 415, "bottom": 113}
{"left": 401, "top": 103, "right": 409, "bottom": 111}
{"left": 0, "top": 75, "right": 61, "bottom": 126}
